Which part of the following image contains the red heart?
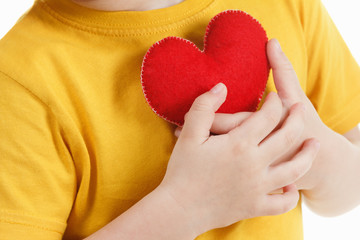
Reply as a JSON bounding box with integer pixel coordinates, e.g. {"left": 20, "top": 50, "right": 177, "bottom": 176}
{"left": 141, "top": 10, "right": 269, "bottom": 126}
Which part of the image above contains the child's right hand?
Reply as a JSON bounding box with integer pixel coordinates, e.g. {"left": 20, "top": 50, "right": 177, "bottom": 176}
{"left": 158, "top": 83, "right": 320, "bottom": 235}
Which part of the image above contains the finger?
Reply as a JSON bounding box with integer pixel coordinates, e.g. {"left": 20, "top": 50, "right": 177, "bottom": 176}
{"left": 210, "top": 112, "right": 252, "bottom": 134}
{"left": 259, "top": 102, "right": 306, "bottom": 158}
{"left": 267, "top": 39, "right": 304, "bottom": 104}
{"left": 263, "top": 184, "right": 299, "bottom": 216}
{"left": 180, "top": 83, "right": 227, "bottom": 144}
{"left": 268, "top": 138, "right": 320, "bottom": 190}
{"left": 228, "top": 92, "right": 282, "bottom": 144}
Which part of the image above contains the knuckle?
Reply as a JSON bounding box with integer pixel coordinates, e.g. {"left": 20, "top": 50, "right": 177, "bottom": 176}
{"left": 291, "top": 102, "right": 305, "bottom": 116}
{"left": 183, "top": 112, "right": 198, "bottom": 126}
{"left": 289, "top": 166, "right": 303, "bottom": 180}
{"left": 275, "top": 54, "right": 295, "bottom": 71}
{"left": 282, "top": 62, "right": 295, "bottom": 72}
{"left": 231, "top": 140, "right": 250, "bottom": 155}
{"left": 289, "top": 109, "right": 305, "bottom": 129}
{"left": 185, "top": 96, "right": 215, "bottom": 123}
{"left": 193, "top": 101, "right": 210, "bottom": 112}
{"left": 273, "top": 59, "right": 294, "bottom": 72}
{"left": 283, "top": 127, "right": 302, "bottom": 147}
{"left": 283, "top": 120, "right": 303, "bottom": 146}
{"left": 284, "top": 130, "right": 297, "bottom": 146}
{"left": 232, "top": 116, "right": 243, "bottom": 129}
{"left": 192, "top": 96, "right": 212, "bottom": 112}
{"left": 265, "top": 110, "right": 280, "bottom": 127}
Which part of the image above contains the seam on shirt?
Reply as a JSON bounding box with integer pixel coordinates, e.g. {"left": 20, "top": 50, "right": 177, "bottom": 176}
{"left": 0, "top": 209, "right": 65, "bottom": 225}
{"left": 0, "top": 219, "right": 63, "bottom": 235}
{"left": 0, "top": 69, "right": 65, "bottom": 127}
{"left": 0, "top": 71, "right": 73, "bottom": 234}
{"left": 37, "top": 0, "right": 218, "bottom": 37}
{"left": 0, "top": 71, "right": 54, "bottom": 118}
{"left": 0, "top": 210, "right": 65, "bottom": 234}
{"left": 0, "top": 69, "right": 76, "bottom": 162}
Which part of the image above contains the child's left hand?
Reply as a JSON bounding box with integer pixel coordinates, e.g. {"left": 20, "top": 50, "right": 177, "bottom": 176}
{"left": 250, "top": 39, "right": 360, "bottom": 216}
{"left": 175, "top": 38, "right": 333, "bottom": 191}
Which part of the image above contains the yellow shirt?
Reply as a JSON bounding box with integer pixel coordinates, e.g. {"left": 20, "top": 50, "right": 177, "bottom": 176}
{"left": 0, "top": 0, "right": 359, "bottom": 239}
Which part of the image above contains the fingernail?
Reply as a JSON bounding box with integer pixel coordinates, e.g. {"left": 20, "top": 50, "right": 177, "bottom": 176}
{"left": 309, "top": 138, "right": 320, "bottom": 151}
{"left": 274, "top": 39, "right": 282, "bottom": 51}
{"left": 210, "top": 83, "right": 224, "bottom": 94}
{"left": 174, "top": 128, "right": 182, "bottom": 137}
{"left": 314, "top": 140, "right": 321, "bottom": 150}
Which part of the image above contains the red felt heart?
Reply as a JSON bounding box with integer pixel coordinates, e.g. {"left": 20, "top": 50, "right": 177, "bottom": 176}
{"left": 141, "top": 10, "right": 269, "bottom": 126}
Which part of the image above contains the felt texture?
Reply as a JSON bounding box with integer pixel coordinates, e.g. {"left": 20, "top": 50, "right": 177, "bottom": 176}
{"left": 141, "top": 10, "right": 270, "bottom": 126}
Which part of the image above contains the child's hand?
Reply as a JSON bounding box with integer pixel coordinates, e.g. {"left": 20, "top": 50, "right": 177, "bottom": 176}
{"left": 174, "top": 39, "right": 329, "bottom": 191}
{"left": 159, "top": 83, "right": 320, "bottom": 235}
{"left": 264, "top": 39, "right": 360, "bottom": 216}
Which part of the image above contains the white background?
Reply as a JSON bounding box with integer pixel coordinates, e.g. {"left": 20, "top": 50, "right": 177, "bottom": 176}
{"left": 0, "top": 1, "right": 359, "bottom": 239}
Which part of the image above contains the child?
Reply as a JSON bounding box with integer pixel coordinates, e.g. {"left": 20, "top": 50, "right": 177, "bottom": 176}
{"left": 0, "top": 0, "right": 359, "bottom": 239}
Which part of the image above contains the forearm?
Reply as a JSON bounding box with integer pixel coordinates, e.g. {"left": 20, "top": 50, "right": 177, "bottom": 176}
{"left": 84, "top": 186, "right": 199, "bottom": 240}
{"left": 301, "top": 129, "right": 360, "bottom": 217}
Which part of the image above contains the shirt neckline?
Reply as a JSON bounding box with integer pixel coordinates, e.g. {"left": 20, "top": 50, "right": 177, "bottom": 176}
{"left": 38, "top": 0, "right": 216, "bottom": 34}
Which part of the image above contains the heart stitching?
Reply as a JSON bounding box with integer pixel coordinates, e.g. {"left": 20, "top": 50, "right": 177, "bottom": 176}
{"left": 141, "top": 10, "right": 270, "bottom": 126}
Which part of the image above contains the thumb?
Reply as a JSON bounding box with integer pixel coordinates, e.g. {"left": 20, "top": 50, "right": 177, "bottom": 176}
{"left": 267, "top": 39, "right": 304, "bottom": 104}
{"left": 180, "top": 83, "right": 227, "bottom": 143}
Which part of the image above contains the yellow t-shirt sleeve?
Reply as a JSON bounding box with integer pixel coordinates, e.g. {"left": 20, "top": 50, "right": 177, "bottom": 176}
{"left": 0, "top": 71, "right": 76, "bottom": 239}
{"left": 301, "top": 0, "right": 360, "bottom": 134}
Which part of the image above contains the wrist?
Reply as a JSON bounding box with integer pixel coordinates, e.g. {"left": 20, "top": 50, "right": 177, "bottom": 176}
{"left": 86, "top": 184, "right": 202, "bottom": 240}
{"left": 154, "top": 183, "right": 209, "bottom": 238}
{"left": 133, "top": 184, "right": 203, "bottom": 240}
{"left": 302, "top": 123, "right": 334, "bottom": 190}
